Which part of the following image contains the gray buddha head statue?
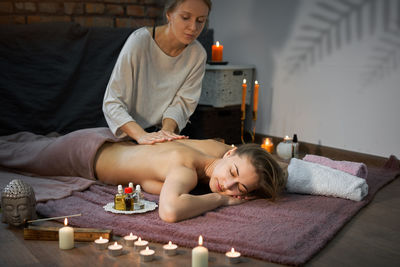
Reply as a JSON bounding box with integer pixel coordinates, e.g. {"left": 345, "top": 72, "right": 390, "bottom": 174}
{"left": 1, "top": 179, "right": 37, "bottom": 227}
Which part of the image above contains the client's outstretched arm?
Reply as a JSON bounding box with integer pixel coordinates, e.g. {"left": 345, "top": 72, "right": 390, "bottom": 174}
{"left": 158, "top": 167, "right": 242, "bottom": 223}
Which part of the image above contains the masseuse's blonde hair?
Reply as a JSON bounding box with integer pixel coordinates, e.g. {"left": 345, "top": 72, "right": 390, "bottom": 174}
{"left": 164, "top": 0, "right": 212, "bottom": 22}
{"left": 234, "top": 144, "right": 287, "bottom": 201}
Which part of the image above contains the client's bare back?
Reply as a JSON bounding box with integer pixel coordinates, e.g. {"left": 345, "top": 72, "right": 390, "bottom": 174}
{"left": 94, "top": 139, "right": 230, "bottom": 193}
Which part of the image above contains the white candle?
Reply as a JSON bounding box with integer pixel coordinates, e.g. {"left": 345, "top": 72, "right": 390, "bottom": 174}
{"left": 134, "top": 237, "right": 149, "bottom": 251}
{"left": 277, "top": 135, "right": 293, "bottom": 160}
{"left": 140, "top": 246, "right": 155, "bottom": 262}
{"left": 94, "top": 236, "right": 109, "bottom": 250}
{"left": 225, "top": 247, "right": 241, "bottom": 264}
{"left": 192, "top": 235, "right": 208, "bottom": 267}
{"left": 123, "top": 232, "right": 138, "bottom": 247}
{"left": 59, "top": 218, "right": 74, "bottom": 250}
{"left": 163, "top": 241, "right": 178, "bottom": 256}
{"left": 108, "top": 241, "right": 123, "bottom": 256}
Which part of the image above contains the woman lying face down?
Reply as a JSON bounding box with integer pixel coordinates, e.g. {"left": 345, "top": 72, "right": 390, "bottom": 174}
{"left": 0, "top": 127, "right": 286, "bottom": 223}
{"left": 95, "top": 139, "right": 287, "bottom": 223}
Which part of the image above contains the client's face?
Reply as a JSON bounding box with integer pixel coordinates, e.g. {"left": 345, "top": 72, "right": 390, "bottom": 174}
{"left": 2, "top": 197, "right": 31, "bottom": 226}
{"left": 209, "top": 153, "right": 259, "bottom": 197}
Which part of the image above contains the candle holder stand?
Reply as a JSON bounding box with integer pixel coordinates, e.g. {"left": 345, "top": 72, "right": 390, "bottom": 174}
{"left": 240, "top": 107, "right": 246, "bottom": 144}
{"left": 241, "top": 110, "right": 257, "bottom": 144}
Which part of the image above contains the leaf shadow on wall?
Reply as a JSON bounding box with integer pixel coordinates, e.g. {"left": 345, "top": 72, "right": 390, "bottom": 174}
{"left": 284, "top": 0, "right": 399, "bottom": 86}
{"left": 362, "top": 23, "right": 400, "bottom": 86}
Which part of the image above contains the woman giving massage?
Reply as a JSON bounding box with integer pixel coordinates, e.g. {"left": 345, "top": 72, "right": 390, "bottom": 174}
{"left": 0, "top": 128, "right": 287, "bottom": 222}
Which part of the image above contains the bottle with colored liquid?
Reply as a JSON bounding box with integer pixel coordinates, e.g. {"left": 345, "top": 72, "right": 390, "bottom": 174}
{"left": 114, "top": 185, "right": 126, "bottom": 211}
{"left": 124, "top": 187, "right": 134, "bottom": 211}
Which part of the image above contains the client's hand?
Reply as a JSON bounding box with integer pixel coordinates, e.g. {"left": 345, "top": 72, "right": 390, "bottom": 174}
{"left": 137, "top": 130, "right": 188, "bottom": 145}
{"left": 221, "top": 195, "right": 248, "bottom": 206}
{"left": 222, "top": 193, "right": 258, "bottom": 206}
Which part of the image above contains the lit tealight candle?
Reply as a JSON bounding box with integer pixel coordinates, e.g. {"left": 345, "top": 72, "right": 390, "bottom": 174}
{"left": 261, "top": 137, "right": 274, "bottom": 153}
{"left": 123, "top": 232, "right": 138, "bottom": 247}
{"left": 140, "top": 246, "right": 155, "bottom": 262}
{"left": 94, "top": 236, "right": 109, "bottom": 250}
{"left": 284, "top": 135, "right": 292, "bottom": 142}
{"left": 211, "top": 41, "right": 223, "bottom": 62}
{"left": 108, "top": 241, "right": 123, "bottom": 256}
{"left": 59, "top": 218, "right": 74, "bottom": 250}
{"left": 192, "top": 235, "right": 208, "bottom": 267}
{"left": 134, "top": 237, "right": 149, "bottom": 251}
{"left": 163, "top": 241, "right": 178, "bottom": 256}
{"left": 225, "top": 247, "right": 241, "bottom": 264}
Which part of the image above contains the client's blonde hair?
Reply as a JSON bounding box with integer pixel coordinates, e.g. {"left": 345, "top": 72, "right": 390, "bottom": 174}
{"left": 234, "top": 144, "right": 287, "bottom": 201}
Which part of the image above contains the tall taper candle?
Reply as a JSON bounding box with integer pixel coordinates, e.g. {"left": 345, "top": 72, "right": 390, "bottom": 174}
{"left": 241, "top": 79, "right": 247, "bottom": 120}
{"left": 253, "top": 80, "right": 259, "bottom": 112}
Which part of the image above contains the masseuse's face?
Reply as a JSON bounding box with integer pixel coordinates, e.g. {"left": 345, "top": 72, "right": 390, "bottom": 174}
{"left": 167, "top": 0, "right": 209, "bottom": 45}
{"left": 209, "top": 150, "right": 259, "bottom": 197}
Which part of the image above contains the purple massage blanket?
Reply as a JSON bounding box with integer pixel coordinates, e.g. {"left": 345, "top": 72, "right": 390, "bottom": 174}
{"left": 1, "top": 129, "right": 399, "bottom": 265}
{"left": 36, "top": 157, "right": 400, "bottom": 265}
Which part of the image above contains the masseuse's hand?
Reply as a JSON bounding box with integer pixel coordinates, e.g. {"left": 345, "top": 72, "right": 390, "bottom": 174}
{"left": 137, "top": 130, "right": 187, "bottom": 145}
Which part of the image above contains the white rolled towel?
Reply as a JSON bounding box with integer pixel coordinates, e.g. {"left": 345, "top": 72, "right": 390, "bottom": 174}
{"left": 287, "top": 158, "right": 368, "bottom": 201}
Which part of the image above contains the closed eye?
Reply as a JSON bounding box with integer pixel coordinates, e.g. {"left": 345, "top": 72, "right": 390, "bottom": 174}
{"left": 238, "top": 184, "right": 247, "bottom": 194}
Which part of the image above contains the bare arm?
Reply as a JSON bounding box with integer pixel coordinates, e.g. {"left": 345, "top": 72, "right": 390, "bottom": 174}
{"left": 161, "top": 118, "right": 179, "bottom": 134}
{"left": 159, "top": 166, "right": 230, "bottom": 223}
{"left": 120, "top": 121, "right": 147, "bottom": 141}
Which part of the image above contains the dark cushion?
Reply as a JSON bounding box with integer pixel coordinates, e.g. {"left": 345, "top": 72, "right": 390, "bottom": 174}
{"left": 0, "top": 22, "right": 134, "bottom": 135}
{"left": 0, "top": 22, "right": 213, "bottom": 135}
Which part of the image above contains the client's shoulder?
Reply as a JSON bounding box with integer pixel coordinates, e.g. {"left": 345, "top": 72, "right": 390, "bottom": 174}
{"left": 173, "top": 138, "right": 231, "bottom": 158}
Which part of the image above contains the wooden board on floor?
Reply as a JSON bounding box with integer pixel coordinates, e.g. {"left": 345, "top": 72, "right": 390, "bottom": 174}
{"left": 23, "top": 225, "right": 112, "bottom": 241}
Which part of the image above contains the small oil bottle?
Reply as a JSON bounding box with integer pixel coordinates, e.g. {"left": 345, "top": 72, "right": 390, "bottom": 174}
{"left": 124, "top": 187, "right": 134, "bottom": 211}
{"left": 128, "top": 182, "right": 134, "bottom": 191}
{"left": 114, "top": 185, "right": 126, "bottom": 211}
{"left": 292, "top": 134, "right": 299, "bottom": 158}
{"left": 134, "top": 185, "right": 145, "bottom": 210}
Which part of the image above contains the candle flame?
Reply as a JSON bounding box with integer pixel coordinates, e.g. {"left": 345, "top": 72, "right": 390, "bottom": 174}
{"left": 242, "top": 79, "right": 246, "bottom": 84}
{"left": 168, "top": 241, "right": 172, "bottom": 245}
{"left": 99, "top": 236, "right": 103, "bottom": 240}
{"left": 198, "top": 235, "right": 203, "bottom": 246}
{"left": 114, "top": 242, "right": 117, "bottom": 246}
{"left": 231, "top": 247, "right": 235, "bottom": 253}
{"left": 138, "top": 237, "right": 141, "bottom": 241}
{"left": 216, "top": 41, "right": 220, "bottom": 47}
{"left": 264, "top": 138, "right": 272, "bottom": 145}
{"left": 255, "top": 80, "right": 258, "bottom": 85}
{"left": 130, "top": 232, "right": 133, "bottom": 237}
{"left": 64, "top": 218, "right": 68, "bottom": 226}
{"left": 146, "top": 246, "right": 149, "bottom": 251}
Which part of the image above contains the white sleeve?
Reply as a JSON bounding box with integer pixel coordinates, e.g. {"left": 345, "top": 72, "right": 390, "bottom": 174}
{"left": 102, "top": 36, "right": 136, "bottom": 138}
{"left": 162, "top": 52, "right": 207, "bottom": 132}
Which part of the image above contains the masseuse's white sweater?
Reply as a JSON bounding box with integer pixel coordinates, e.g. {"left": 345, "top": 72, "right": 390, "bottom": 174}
{"left": 103, "top": 27, "right": 207, "bottom": 138}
